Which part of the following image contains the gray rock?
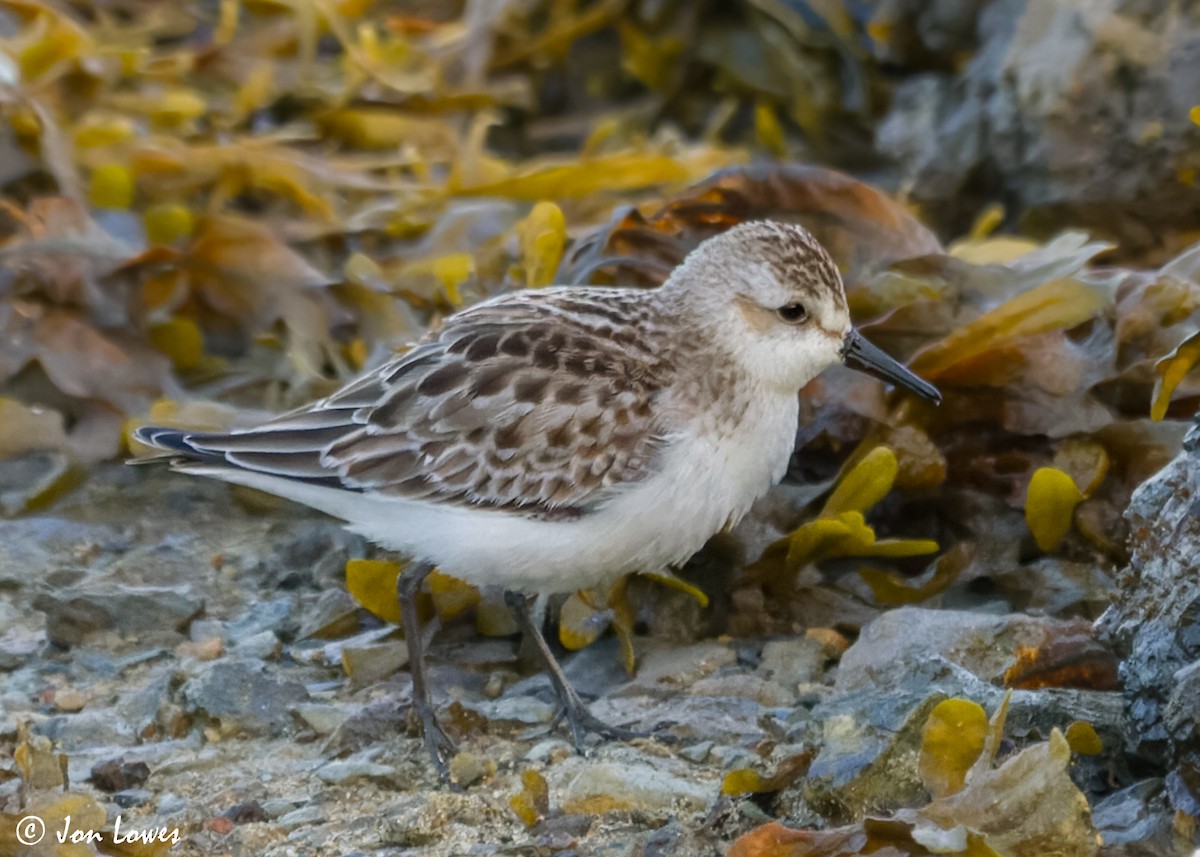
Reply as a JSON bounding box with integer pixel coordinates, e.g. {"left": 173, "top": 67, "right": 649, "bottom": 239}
{"left": 316, "top": 754, "right": 398, "bottom": 785}
{"left": 113, "top": 788, "right": 153, "bottom": 808}
{"left": 837, "top": 606, "right": 1097, "bottom": 693}
{"left": 231, "top": 630, "right": 280, "bottom": 660}
{"left": 1099, "top": 414, "right": 1200, "bottom": 813}
{"left": 156, "top": 793, "right": 186, "bottom": 814}
{"left": 875, "top": 0, "right": 1200, "bottom": 252}
{"left": 0, "top": 452, "right": 71, "bottom": 516}
{"left": 35, "top": 584, "right": 204, "bottom": 647}
{"left": 758, "top": 637, "right": 828, "bottom": 690}
{"left": 548, "top": 756, "right": 714, "bottom": 816}
{"left": 278, "top": 804, "right": 327, "bottom": 831}
{"left": 1091, "top": 779, "right": 1184, "bottom": 857}
{"left": 178, "top": 658, "right": 309, "bottom": 737}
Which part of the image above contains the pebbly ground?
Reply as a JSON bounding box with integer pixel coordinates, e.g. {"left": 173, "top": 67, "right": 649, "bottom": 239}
{"left": 0, "top": 458, "right": 1193, "bottom": 856}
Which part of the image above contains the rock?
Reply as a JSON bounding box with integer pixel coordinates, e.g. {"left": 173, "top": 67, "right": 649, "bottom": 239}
{"left": 1099, "top": 414, "right": 1200, "bottom": 813}
{"left": 1091, "top": 779, "right": 1182, "bottom": 857}
{"left": 836, "top": 606, "right": 1112, "bottom": 693}
{"left": 805, "top": 679, "right": 949, "bottom": 819}
{"left": 874, "top": 0, "right": 1200, "bottom": 252}
{"left": 35, "top": 710, "right": 138, "bottom": 752}
{"left": 315, "top": 755, "right": 398, "bottom": 785}
{"left": 178, "top": 658, "right": 309, "bottom": 737}
{"left": 757, "top": 637, "right": 829, "bottom": 691}
{"left": 689, "top": 674, "right": 795, "bottom": 707}
{"left": 35, "top": 584, "right": 204, "bottom": 647}
{"left": 324, "top": 694, "right": 408, "bottom": 755}
{"left": 549, "top": 756, "right": 713, "bottom": 816}
{"left": 0, "top": 626, "right": 43, "bottom": 671}
{"left": 293, "top": 702, "right": 355, "bottom": 736}
{"left": 224, "top": 596, "right": 297, "bottom": 640}
{"left": 157, "top": 793, "right": 187, "bottom": 815}
{"left": 278, "top": 805, "right": 327, "bottom": 831}
{"left": 297, "top": 589, "right": 360, "bottom": 641}
{"left": 0, "top": 451, "right": 72, "bottom": 516}
{"left": 230, "top": 630, "right": 280, "bottom": 660}
{"left": 341, "top": 641, "right": 408, "bottom": 687}
{"left": 91, "top": 758, "right": 150, "bottom": 792}
{"left": 113, "top": 788, "right": 153, "bottom": 808}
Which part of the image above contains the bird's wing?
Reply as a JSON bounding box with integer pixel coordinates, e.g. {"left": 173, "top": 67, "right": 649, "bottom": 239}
{"left": 138, "top": 290, "right": 674, "bottom": 517}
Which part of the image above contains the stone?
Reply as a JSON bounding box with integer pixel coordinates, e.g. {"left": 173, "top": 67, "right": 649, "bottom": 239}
{"left": 178, "top": 658, "right": 309, "bottom": 737}
{"left": 874, "top": 0, "right": 1200, "bottom": 253}
{"left": 550, "top": 757, "right": 713, "bottom": 817}
{"left": 1098, "top": 414, "right": 1200, "bottom": 813}
{"left": 836, "top": 606, "right": 1104, "bottom": 693}
{"left": 35, "top": 584, "right": 204, "bottom": 647}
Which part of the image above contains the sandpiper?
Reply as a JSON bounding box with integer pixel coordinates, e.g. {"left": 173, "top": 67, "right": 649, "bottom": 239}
{"left": 134, "top": 220, "right": 940, "bottom": 777}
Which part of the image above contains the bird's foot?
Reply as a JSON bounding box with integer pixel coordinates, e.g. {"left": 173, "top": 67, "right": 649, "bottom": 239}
{"left": 551, "top": 692, "right": 656, "bottom": 752}
{"left": 411, "top": 701, "right": 457, "bottom": 782}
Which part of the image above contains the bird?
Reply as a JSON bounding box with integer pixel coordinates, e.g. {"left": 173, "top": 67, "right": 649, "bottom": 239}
{"left": 133, "top": 220, "right": 941, "bottom": 779}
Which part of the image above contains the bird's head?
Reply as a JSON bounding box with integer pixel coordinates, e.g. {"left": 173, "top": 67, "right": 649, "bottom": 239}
{"left": 664, "top": 220, "right": 941, "bottom": 403}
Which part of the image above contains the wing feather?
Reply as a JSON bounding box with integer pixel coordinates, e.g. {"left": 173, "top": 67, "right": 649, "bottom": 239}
{"left": 136, "top": 289, "right": 674, "bottom": 517}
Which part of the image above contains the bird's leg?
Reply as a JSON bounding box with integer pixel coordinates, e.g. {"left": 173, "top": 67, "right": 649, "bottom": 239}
{"left": 397, "top": 560, "right": 456, "bottom": 779}
{"left": 504, "top": 590, "right": 645, "bottom": 750}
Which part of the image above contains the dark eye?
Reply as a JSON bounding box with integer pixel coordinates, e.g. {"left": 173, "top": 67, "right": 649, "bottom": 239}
{"left": 777, "top": 302, "right": 808, "bottom": 324}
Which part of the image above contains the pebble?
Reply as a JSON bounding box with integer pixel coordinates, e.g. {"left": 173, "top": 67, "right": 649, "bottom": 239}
{"left": 279, "top": 805, "right": 327, "bottom": 831}
{"left": 157, "top": 793, "right": 187, "bottom": 814}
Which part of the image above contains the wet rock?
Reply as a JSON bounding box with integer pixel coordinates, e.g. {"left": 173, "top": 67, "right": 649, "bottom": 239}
{"left": 1099, "top": 414, "right": 1200, "bottom": 813}
{"left": 178, "top": 658, "right": 309, "bottom": 737}
{"left": 35, "top": 584, "right": 204, "bottom": 647}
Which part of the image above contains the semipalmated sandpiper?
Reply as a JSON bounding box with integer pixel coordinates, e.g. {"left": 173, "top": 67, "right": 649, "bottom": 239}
{"left": 134, "top": 220, "right": 940, "bottom": 777}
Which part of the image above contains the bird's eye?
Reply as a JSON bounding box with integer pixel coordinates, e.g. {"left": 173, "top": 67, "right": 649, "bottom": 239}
{"left": 777, "top": 302, "right": 808, "bottom": 324}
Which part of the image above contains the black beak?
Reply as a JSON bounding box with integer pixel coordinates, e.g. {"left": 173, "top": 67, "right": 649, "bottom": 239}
{"left": 841, "top": 329, "right": 942, "bottom": 404}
